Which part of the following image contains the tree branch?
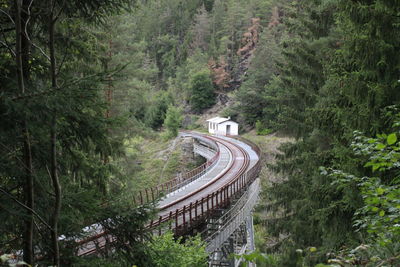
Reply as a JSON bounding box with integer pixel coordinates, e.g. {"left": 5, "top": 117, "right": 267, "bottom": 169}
{"left": 53, "top": 0, "right": 66, "bottom": 23}
{"left": 0, "top": 187, "right": 53, "bottom": 231}
{"left": 31, "top": 42, "right": 50, "bottom": 61}
{"left": 0, "top": 24, "right": 16, "bottom": 56}
{"left": 10, "top": 67, "right": 125, "bottom": 101}
{"left": 0, "top": 142, "right": 29, "bottom": 173}
{"left": 0, "top": 40, "right": 16, "bottom": 56}
{"left": 0, "top": 8, "right": 15, "bottom": 24}
{"left": 22, "top": 0, "right": 33, "bottom": 40}
{"left": 56, "top": 45, "right": 68, "bottom": 76}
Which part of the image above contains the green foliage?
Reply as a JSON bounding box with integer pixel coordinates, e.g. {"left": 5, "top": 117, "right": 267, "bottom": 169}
{"left": 164, "top": 105, "right": 183, "bottom": 138}
{"left": 144, "top": 91, "right": 173, "bottom": 130}
{"left": 317, "top": 126, "right": 400, "bottom": 266}
{"left": 234, "top": 250, "right": 279, "bottom": 267}
{"left": 169, "top": 51, "right": 209, "bottom": 104}
{"left": 255, "top": 120, "right": 272, "bottom": 136}
{"left": 148, "top": 232, "right": 207, "bottom": 267}
{"left": 235, "top": 20, "right": 283, "bottom": 126}
{"left": 189, "top": 70, "right": 215, "bottom": 112}
{"left": 351, "top": 130, "right": 400, "bottom": 173}
{"left": 130, "top": 0, "right": 205, "bottom": 84}
{"left": 243, "top": 0, "right": 400, "bottom": 265}
{"left": 328, "top": 130, "right": 400, "bottom": 244}
{"left": 324, "top": 243, "right": 400, "bottom": 267}
{"left": 97, "top": 203, "right": 156, "bottom": 266}
{"left": 0, "top": 0, "right": 161, "bottom": 264}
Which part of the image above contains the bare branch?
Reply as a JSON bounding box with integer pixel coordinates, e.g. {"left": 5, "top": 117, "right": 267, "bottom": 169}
{"left": 0, "top": 40, "right": 16, "bottom": 56}
{"left": 23, "top": 0, "right": 33, "bottom": 35}
{"left": 22, "top": 0, "right": 33, "bottom": 47}
{"left": 56, "top": 45, "right": 68, "bottom": 76}
{"left": 31, "top": 42, "right": 50, "bottom": 61}
{"left": 17, "top": 0, "right": 51, "bottom": 62}
{"left": 0, "top": 142, "right": 28, "bottom": 171}
{"left": 0, "top": 186, "right": 53, "bottom": 231}
{"left": 53, "top": 0, "right": 66, "bottom": 22}
{"left": 0, "top": 8, "right": 15, "bottom": 24}
{"left": 0, "top": 24, "right": 16, "bottom": 56}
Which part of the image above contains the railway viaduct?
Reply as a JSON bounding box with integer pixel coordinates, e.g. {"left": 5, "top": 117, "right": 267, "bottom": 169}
{"left": 78, "top": 131, "right": 262, "bottom": 266}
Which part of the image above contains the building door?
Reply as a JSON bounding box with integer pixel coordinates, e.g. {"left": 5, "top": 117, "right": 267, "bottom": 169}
{"left": 226, "top": 125, "right": 231, "bottom": 135}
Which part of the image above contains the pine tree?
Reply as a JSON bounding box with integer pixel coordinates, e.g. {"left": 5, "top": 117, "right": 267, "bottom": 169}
{"left": 189, "top": 70, "right": 215, "bottom": 112}
{"left": 164, "top": 105, "right": 183, "bottom": 138}
{"left": 190, "top": 5, "right": 211, "bottom": 53}
{"left": 0, "top": 0, "right": 150, "bottom": 264}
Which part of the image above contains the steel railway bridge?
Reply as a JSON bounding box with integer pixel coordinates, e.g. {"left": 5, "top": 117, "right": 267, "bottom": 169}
{"left": 78, "top": 131, "right": 261, "bottom": 266}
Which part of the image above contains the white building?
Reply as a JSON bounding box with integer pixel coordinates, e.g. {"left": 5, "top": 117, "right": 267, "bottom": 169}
{"left": 206, "top": 117, "right": 239, "bottom": 136}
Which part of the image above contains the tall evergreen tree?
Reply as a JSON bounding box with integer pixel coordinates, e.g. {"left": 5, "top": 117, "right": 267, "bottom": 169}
{"left": 0, "top": 0, "right": 146, "bottom": 265}
{"left": 258, "top": 0, "right": 400, "bottom": 265}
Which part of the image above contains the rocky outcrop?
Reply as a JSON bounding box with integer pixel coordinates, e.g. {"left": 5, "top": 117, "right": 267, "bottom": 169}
{"left": 181, "top": 136, "right": 195, "bottom": 162}
{"left": 229, "top": 18, "right": 261, "bottom": 91}
{"left": 208, "top": 18, "right": 261, "bottom": 93}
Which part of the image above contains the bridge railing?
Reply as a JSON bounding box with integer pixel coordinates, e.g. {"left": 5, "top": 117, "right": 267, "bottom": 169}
{"left": 205, "top": 178, "right": 260, "bottom": 252}
{"left": 149, "top": 138, "right": 262, "bottom": 236}
{"left": 134, "top": 136, "right": 220, "bottom": 205}
{"left": 76, "top": 135, "right": 261, "bottom": 256}
{"left": 193, "top": 143, "right": 216, "bottom": 159}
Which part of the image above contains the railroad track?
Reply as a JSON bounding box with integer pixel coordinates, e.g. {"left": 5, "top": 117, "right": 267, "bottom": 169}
{"left": 153, "top": 135, "right": 250, "bottom": 228}
{"left": 77, "top": 132, "right": 260, "bottom": 256}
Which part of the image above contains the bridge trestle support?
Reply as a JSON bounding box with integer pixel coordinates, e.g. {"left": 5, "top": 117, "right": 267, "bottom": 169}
{"left": 208, "top": 215, "right": 255, "bottom": 267}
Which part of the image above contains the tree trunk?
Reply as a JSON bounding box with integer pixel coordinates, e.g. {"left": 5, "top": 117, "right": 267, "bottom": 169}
{"left": 50, "top": 117, "right": 60, "bottom": 266}
{"left": 22, "top": 125, "right": 34, "bottom": 265}
{"left": 49, "top": 6, "right": 61, "bottom": 265}
{"left": 14, "top": 0, "right": 34, "bottom": 264}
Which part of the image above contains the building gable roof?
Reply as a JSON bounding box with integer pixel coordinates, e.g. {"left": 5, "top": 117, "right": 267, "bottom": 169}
{"left": 206, "top": 117, "right": 230, "bottom": 124}
{"left": 219, "top": 120, "right": 238, "bottom": 125}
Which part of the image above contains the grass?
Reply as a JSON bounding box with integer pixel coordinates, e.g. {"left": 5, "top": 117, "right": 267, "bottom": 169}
{"left": 122, "top": 130, "right": 202, "bottom": 193}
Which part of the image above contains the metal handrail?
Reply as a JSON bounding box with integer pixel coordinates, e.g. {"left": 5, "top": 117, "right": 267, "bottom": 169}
{"left": 77, "top": 134, "right": 261, "bottom": 256}
{"left": 149, "top": 136, "right": 261, "bottom": 236}
{"left": 205, "top": 178, "right": 260, "bottom": 252}
{"left": 135, "top": 135, "right": 220, "bottom": 204}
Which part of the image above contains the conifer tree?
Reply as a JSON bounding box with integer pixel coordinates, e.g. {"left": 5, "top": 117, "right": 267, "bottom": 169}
{"left": 189, "top": 70, "right": 215, "bottom": 112}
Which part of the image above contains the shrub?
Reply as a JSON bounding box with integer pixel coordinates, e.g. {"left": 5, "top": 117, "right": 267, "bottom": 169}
{"left": 255, "top": 120, "right": 272, "bottom": 135}
{"left": 189, "top": 70, "right": 215, "bottom": 112}
{"left": 164, "top": 105, "right": 183, "bottom": 138}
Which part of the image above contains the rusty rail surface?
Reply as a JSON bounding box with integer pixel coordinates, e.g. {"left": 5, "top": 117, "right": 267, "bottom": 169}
{"left": 149, "top": 135, "right": 261, "bottom": 236}
{"left": 77, "top": 133, "right": 261, "bottom": 256}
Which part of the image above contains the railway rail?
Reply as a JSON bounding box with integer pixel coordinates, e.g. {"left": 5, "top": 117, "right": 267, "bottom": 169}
{"left": 77, "top": 132, "right": 261, "bottom": 256}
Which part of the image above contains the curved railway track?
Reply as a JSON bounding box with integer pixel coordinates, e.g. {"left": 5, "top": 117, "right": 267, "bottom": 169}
{"left": 160, "top": 136, "right": 249, "bottom": 209}
{"left": 77, "top": 132, "right": 261, "bottom": 256}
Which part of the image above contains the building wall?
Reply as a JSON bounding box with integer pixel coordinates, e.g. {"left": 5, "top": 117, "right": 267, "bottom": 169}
{"left": 208, "top": 122, "right": 217, "bottom": 134}
{"left": 217, "top": 121, "right": 239, "bottom": 136}
{"left": 208, "top": 120, "right": 239, "bottom": 136}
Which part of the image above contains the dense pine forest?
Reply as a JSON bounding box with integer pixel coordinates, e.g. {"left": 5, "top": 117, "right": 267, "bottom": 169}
{"left": 1, "top": 0, "right": 399, "bottom": 266}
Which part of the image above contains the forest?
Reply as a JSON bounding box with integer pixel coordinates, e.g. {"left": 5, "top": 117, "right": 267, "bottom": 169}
{"left": 0, "top": 0, "right": 399, "bottom": 266}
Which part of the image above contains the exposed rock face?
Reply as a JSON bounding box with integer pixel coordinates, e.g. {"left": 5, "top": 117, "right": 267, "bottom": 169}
{"left": 196, "top": 18, "right": 264, "bottom": 128}
{"left": 208, "top": 56, "right": 231, "bottom": 91}
{"left": 229, "top": 17, "right": 261, "bottom": 91}
{"left": 181, "top": 136, "right": 195, "bottom": 162}
{"left": 237, "top": 18, "right": 260, "bottom": 57}
{"left": 208, "top": 18, "right": 261, "bottom": 93}
{"left": 182, "top": 115, "right": 194, "bottom": 129}
{"left": 217, "top": 93, "right": 229, "bottom": 105}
